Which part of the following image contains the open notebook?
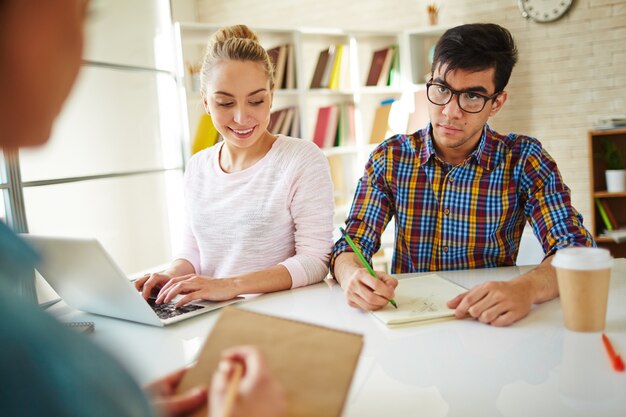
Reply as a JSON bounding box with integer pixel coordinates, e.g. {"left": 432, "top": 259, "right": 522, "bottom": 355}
{"left": 372, "top": 273, "right": 467, "bottom": 326}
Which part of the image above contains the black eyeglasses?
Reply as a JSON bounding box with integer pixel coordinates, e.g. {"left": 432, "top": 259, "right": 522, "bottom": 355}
{"left": 426, "top": 80, "right": 500, "bottom": 114}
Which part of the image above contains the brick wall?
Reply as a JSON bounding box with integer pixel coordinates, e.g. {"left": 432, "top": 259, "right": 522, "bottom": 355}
{"left": 192, "top": 0, "right": 626, "bottom": 223}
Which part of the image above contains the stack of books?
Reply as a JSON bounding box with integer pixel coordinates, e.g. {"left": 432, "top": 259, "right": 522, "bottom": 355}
{"left": 364, "top": 45, "right": 400, "bottom": 87}
{"left": 312, "top": 103, "right": 356, "bottom": 149}
{"left": 267, "top": 43, "right": 296, "bottom": 90}
{"left": 595, "top": 198, "right": 626, "bottom": 242}
{"left": 269, "top": 107, "right": 299, "bottom": 137}
{"left": 593, "top": 115, "right": 626, "bottom": 130}
{"left": 309, "top": 44, "right": 350, "bottom": 90}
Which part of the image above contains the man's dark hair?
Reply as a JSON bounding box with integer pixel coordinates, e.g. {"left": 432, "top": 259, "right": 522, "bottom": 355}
{"left": 431, "top": 23, "right": 518, "bottom": 93}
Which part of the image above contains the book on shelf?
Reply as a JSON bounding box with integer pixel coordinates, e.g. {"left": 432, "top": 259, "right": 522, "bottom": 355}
{"left": 268, "top": 108, "right": 286, "bottom": 133}
{"left": 371, "top": 274, "right": 467, "bottom": 326}
{"left": 365, "top": 47, "right": 388, "bottom": 86}
{"left": 345, "top": 103, "right": 356, "bottom": 145}
{"left": 369, "top": 98, "right": 394, "bottom": 144}
{"left": 320, "top": 45, "right": 336, "bottom": 89}
{"left": 284, "top": 43, "right": 296, "bottom": 89}
{"left": 175, "top": 307, "right": 363, "bottom": 417}
{"left": 599, "top": 198, "right": 619, "bottom": 229}
{"left": 192, "top": 113, "right": 220, "bottom": 154}
{"left": 310, "top": 48, "right": 330, "bottom": 89}
{"left": 365, "top": 47, "right": 393, "bottom": 87}
{"left": 279, "top": 107, "right": 295, "bottom": 136}
{"left": 328, "top": 44, "right": 344, "bottom": 90}
{"left": 328, "top": 154, "right": 347, "bottom": 205}
{"left": 267, "top": 44, "right": 289, "bottom": 90}
{"left": 387, "top": 45, "right": 400, "bottom": 87}
{"left": 312, "top": 105, "right": 340, "bottom": 149}
{"left": 338, "top": 44, "right": 351, "bottom": 90}
{"left": 376, "top": 47, "right": 394, "bottom": 87}
{"left": 290, "top": 106, "right": 300, "bottom": 137}
{"left": 595, "top": 198, "right": 614, "bottom": 231}
{"left": 336, "top": 103, "right": 356, "bottom": 147}
{"left": 269, "top": 107, "right": 298, "bottom": 137}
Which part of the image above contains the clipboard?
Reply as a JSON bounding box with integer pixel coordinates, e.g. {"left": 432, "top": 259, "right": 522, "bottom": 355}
{"left": 176, "top": 307, "right": 364, "bottom": 417}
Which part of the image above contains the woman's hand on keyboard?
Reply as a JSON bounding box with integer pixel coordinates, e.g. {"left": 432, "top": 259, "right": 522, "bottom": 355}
{"left": 155, "top": 275, "right": 239, "bottom": 307}
{"left": 135, "top": 272, "right": 173, "bottom": 300}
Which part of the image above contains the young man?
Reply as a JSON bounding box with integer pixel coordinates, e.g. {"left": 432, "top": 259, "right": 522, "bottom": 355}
{"left": 331, "top": 23, "right": 594, "bottom": 326}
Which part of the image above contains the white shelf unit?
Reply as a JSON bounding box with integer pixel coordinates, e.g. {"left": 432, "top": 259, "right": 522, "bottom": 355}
{"left": 173, "top": 22, "right": 454, "bottom": 226}
{"left": 405, "top": 25, "right": 452, "bottom": 86}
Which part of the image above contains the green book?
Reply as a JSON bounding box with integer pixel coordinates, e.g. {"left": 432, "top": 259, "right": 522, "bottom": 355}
{"left": 595, "top": 198, "right": 613, "bottom": 231}
{"left": 388, "top": 45, "right": 400, "bottom": 87}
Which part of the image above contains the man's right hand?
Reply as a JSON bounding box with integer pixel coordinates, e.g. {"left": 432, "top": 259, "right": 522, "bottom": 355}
{"left": 340, "top": 267, "right": 398, "bottom": 311}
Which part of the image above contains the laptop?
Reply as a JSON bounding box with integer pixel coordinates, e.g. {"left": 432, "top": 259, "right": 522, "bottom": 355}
{"left": 22, "top": 235, "right": 242, "bottom": 327}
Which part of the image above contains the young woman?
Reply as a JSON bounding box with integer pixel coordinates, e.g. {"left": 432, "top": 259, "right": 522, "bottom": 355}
{"left": 136, "top": 25, "right": 334, "bottom": 307}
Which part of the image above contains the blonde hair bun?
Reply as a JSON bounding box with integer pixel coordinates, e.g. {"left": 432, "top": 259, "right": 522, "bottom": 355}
{"left": 213, "top": 25, "right": 259, "bottom": 43}
{"left": 201, "top": 24, "right": 275, "bottom": 91}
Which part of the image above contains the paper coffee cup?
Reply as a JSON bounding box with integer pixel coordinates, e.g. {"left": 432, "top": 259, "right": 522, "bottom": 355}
{"left": 552, "top": 248, "right": 613, "bottom": 332}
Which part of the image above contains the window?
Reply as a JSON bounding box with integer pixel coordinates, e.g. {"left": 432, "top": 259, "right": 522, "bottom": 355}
{"left": 3, "top": 0, "right": 185, "bottom": 275}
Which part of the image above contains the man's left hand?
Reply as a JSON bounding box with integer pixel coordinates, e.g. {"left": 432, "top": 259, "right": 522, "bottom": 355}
{"left": 447, "top": 280, "right": 534, "bottom": 326}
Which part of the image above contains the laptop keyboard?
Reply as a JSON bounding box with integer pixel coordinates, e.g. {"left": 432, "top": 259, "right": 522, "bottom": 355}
{"left": 147, "top": 297, "right": 203, "bottom": 320}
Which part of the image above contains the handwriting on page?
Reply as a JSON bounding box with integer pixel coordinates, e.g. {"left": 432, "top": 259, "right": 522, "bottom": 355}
{"left": 402, "top": 294, "right": 442, "bottom": 313}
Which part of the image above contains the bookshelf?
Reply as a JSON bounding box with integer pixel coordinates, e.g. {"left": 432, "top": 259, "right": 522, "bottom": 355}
{"left": 173, "top": 23, "right": 453, "bottom": 227}
{"left": 588, "top": 128, "right": 626, "bottom": 258}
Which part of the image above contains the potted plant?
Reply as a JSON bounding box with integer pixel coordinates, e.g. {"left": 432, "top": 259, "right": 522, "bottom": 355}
{"left": 604, "top": 139, "right": 626, "bottom": 192}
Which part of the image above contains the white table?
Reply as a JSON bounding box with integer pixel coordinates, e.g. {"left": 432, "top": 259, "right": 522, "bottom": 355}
{"left": 51, "top": 260, "right": 626, "bottom": 417}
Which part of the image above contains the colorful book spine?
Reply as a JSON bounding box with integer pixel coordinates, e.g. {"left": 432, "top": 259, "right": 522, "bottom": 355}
{"left": 328, "top": 44, "right": 344, "bottom": 90}
{"left": 388, "top": 45, "right": 400, "bottom": 87}
{"left": 599, "top": 199, "right": 619, "bottom": 228}
{"left": 312, "top": 105, "right": 339, "bottom": 149}
{"left": 310, "top": 49, "right": 330, "bottom": 89}
{"left": 192, "top": 113, "right": 219, "bottom": 154}
{"left": 595, "top": 198, "right": 614, "bottom": 231}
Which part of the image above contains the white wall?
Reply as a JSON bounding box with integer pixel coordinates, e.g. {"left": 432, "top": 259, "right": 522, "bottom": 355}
{"left": 190, "top": 0, "right": 626, "bottom": 225}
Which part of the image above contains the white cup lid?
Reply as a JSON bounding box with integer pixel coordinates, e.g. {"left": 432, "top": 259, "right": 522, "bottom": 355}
{"left": 552, "top": 247, "right": 613, "bottom": 270}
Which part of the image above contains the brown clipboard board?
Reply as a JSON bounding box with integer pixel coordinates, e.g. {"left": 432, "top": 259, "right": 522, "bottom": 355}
{"left": 176, "top": 306, "right": 364, "bottom": 417}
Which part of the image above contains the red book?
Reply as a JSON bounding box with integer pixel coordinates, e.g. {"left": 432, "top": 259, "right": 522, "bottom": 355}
{"left": 312, "top": 106, "right": 339, "bottom": 149}
{"left": 376, "top": 48, "right": 394, "bottom": 86}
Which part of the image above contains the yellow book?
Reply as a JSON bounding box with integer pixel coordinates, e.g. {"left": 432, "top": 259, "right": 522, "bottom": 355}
{"left": 192, "top": 113, "right": 219, "bottom": 154}
{"left": 328, "top": 44, "right": 344, "bottom": 90}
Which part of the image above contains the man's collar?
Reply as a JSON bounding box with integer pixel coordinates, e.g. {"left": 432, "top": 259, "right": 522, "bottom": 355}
{"left": 419, "top": 124, "right": 499, "bottom": 171}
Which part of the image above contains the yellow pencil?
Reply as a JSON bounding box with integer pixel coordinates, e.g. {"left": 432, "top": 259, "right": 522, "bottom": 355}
{"left": 221, "top": 361, "right": 244, "bottom": 417}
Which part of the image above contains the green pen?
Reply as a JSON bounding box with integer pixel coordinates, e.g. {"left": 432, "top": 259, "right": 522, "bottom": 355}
{"left": 339, "top": 227, "right": 398, "bottom": 309}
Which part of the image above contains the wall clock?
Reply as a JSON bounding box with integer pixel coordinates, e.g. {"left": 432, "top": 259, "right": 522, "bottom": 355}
{"left": 518, "top": 0, "right": 574, "bottom": 23}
